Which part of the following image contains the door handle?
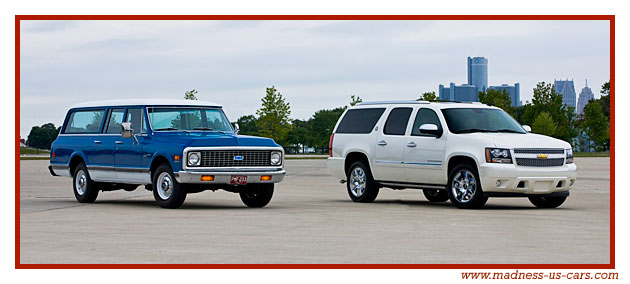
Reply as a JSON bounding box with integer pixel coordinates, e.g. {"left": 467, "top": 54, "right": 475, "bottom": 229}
{"left": 377, "top": 140, "right": 387, "bottom": 146}
{"left": 406, "top": 142, "right": 417, "bottom": 147}
{"left": 93, "top": 140, "right": 102, "bottom": 144}
{"left": 115, "top": 141, "right": 123, "bottom": 144}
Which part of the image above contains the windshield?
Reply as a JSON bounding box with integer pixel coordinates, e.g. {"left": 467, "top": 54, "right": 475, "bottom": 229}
{"left": 441, "top": 108, "right": 526, "bottom": 134}
{"left": 148, "top": 107, "right": 234, "bottom": 132}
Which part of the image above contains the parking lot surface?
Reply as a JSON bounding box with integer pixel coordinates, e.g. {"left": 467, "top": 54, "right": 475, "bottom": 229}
{"left": 19, "top": 158, "right": 610, "bottom": 264}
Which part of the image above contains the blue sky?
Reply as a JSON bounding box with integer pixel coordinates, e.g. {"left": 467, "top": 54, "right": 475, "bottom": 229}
{"left": 19, "top": 20, "right": 610, "bottom": 137}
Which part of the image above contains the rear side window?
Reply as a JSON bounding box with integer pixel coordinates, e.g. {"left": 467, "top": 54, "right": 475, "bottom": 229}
{"left": 384, "top": 107, "right": 412, "bottom": 135}
{"left": 335, "top": 108, "right": 385, "bottom": 134}
{"left": 64, "top": 109, "right": 105, "bottom": 134}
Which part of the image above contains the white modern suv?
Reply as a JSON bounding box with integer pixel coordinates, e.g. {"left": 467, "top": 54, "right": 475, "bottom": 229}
{"left": 327, "top": 100, "right": 577, "bottom": 209}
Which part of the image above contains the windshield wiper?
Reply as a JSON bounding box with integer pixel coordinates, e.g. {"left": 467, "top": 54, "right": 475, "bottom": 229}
{"left": 454, "top": 128, "right": 496, "bottom": 134}
{"left": 495, "top": 129, "right": 525, "bottom": 133}
{"left": 193, "top": 127, "right": 225, "bottom": 133}
{"left": 155, "top": 127, "right": 179, "bottom": 131}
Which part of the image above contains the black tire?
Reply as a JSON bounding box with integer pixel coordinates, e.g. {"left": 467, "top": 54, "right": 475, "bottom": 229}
{"left": 346, "top": 161, "right": 379, "bottom": 203}
{"left": 239, "top": 183, "right": 274, "bottom": 208}
{"left": 528, "top": 196, "right": 567, "bottom": 208}
{"left": 422, "top": 189, "right": 449, "bottom": 202}
{"left": 73, "top": 163, "right": 99, "bottom": 203}
{"left": 446, "top": 164, "right": 488, "bottom": 209}
{"left": 152, "top": 164, "right": 187, "bottom": 209}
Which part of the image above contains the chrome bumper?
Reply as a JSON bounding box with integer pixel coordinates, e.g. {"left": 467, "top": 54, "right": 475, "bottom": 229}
{"left": 175, "top": 168, "right": 286, "bottom": 184}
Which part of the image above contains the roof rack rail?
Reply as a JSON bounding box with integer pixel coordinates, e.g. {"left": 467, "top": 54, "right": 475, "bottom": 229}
{"left": 359, "top": 100, "right": 429, "bottom": 105}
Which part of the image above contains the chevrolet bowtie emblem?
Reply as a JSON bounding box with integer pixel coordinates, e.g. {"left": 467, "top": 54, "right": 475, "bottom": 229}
{"left": 537, "top": 154, "right": 549, "bottom": 159}
{"left": 233, "top": 155, "right": 244, "bottom": 161}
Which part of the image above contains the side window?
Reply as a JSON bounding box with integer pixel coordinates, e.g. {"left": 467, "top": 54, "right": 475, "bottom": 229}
{"left": 335, "top": 108, "right": 386, "bottom": 134}
{"left": 411, "top": 108, "right": 443, "bottom": 136}
{"left": 105, "top": 108, "right": 125, "bottom": 134}
{"left": 383, "top": 107, "right": 412, "bottom": 135}
{"left": 63, "top": 109, "right": 105, "bottom": 134}
{"left": 125, "top": 108, "right": 146, "bottom": 134}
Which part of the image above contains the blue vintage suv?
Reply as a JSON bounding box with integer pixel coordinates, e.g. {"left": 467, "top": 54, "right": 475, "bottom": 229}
{"left": 48, "top": 99, "right": 285, "bottom": 209}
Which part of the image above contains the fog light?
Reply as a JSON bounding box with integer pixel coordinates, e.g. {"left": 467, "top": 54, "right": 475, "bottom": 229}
{"left": 496, "top": 180, "right": 501, "bottom": 187}
{"left": 200, "top": 175, "right": 214, "bottom": 181}
{"left": 260, "top": 175, "right": 272, "bottom": 181}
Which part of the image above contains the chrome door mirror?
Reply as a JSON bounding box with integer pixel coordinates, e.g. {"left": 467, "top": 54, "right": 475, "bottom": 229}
{"left": 522, "top": 125, "right": 532, "bottom": 132}
{"left": 419, "top": 123, "right": 442, "bottom": 137}
{"left": 121, "top": 122, "right": 133, "bottom": 138}
{"left": 234, "top": 122, "right": 240, "bottom": 134}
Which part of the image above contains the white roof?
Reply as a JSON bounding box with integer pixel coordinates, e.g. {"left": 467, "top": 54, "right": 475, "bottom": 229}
{"left": 70, "top": 99, "right": 222, "bottom": 109}
{"left": 355, "top": 100, "right": 493, "bottom": 110}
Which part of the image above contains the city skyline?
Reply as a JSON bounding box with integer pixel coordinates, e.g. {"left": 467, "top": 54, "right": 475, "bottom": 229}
{"left": 19, "top": 20, "right": 610, "bottom": 137}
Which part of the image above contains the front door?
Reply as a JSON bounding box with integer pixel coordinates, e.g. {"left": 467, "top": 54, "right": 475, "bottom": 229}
{"left": 403, "top": 108, "right": 447, "bottom": 185}
{"left": 115, "top": 107, "right": 147, "bottom": 183}
{"left": 372, "top": 107, "right": 413, "bottom": 182}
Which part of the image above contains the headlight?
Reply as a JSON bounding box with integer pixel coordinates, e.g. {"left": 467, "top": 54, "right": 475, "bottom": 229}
{"left": 188, "top": 152, "right": 201, "bottom": 166}
{"left": 485, "top": 148, "right": 512, "bottom": 164}
{"left": 270, "top": 151, "right": 282, "bottom": 166}
{"left": 566, "top": 148, "right": 573, "bottom": 164}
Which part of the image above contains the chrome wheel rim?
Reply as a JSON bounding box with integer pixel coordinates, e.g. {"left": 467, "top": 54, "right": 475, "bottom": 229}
{"left": 451, "top": 169, "right": 476, "bottom": 203}
{"left": 157, "top": 172, "right": 173, "bottom": 200}
{"left": 75, "top": 169, "right": 87, "bottom": 195}
{"left": 349, "top": 167, "right": 367, "bottom": 197}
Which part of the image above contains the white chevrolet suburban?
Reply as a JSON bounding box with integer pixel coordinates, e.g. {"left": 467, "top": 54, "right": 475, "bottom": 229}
{"left": 327, "top": 100, "right": 577, "bottom": 209}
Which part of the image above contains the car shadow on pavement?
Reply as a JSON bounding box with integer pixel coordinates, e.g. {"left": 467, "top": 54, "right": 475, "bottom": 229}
{"left": 337, "top": 199, "right": 573, "bottom": 210}
{"left": 91, "top": 199, "right": 289, "bottom": 210}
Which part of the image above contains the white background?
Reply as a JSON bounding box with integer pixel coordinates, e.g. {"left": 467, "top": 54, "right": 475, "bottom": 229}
{"left": 2, "top": 0, "right": 623, "bottom": 283}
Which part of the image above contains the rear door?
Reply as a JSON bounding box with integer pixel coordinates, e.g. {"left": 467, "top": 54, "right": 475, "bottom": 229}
{"left": 403, "top": 107, "right": 447, "bottom": 185}
{"left": 373, "top": 107, "right": 413, "bottom": 182}
{"left": 115, "top": 107, "right": 148, "bottom": 183}
{"left": 91, "top": 108, "right": 125, "bottom": 180}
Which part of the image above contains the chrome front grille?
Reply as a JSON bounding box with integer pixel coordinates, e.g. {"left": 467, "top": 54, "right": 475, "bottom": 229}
{"left": 515, "top": 158, "right": 565, "bottom": 167}
{"left": 513, "top": 148, "right": 565, "bottom": 154}
{"left": 199, "top": 150, "right": 271, "bottom": 167}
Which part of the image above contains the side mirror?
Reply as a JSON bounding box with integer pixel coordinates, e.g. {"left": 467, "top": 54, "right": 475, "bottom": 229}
{"left": 234, "top": 123, "right": 240, "bottom": 134}
{"left": 419, "top": 124, "right": 442, "bottom": 137}
{"left": 121, "top": 122, "right": 133, "bottom": 138}
{"left": 522, "top": 125, "right": 532, "bottom": 132}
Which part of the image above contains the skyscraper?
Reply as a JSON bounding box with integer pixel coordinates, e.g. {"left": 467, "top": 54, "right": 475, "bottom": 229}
{"left": 467, "top": 57, "right": 488, "bottom": 94}
{"left": 487, "top": 83, "right": 521, "bottom": 107}
{"left": 577, "top": 79, "right": 595, "bottom": 115}
{"left": 554, "top": 79, "right": 577, "bottom": 111}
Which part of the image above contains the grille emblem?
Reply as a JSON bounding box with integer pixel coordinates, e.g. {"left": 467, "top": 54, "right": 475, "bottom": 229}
{"left": 233, "top": 155, "right": 244, "bottom": 161}
{"left": 537, "top": 154, "right": 548, "bottom": 159}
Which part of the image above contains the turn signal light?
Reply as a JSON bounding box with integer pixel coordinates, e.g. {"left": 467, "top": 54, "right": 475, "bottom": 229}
{"left": 200, "top": 175, "right": 214, "bottom": 181}
{"left": 174, "top": 155, "right": 180, "bottom": 161}
{"left": 260, "top": 175, "right": 272, "bottom": 181}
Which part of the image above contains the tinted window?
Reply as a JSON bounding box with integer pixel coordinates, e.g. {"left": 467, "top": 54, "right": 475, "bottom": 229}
{"left": 125, "top": 108, "right": 146, "bottom": 134}
{"left": 384, "top": 107, "right": 412, "bottom": 135}
{"left": 441, "top": 108, "right": 526, "bottom": 134}
{"left": 411, "top": 108, "right": 443, "bottom": 136}
{"left": 105, "top": 108, "right": 125, "bottom": 134}
{"left": 64, "top": 109, "right": 105, "bottom": 134}
{"left": 335, "top": 108, "right": 386, "bottom": 134}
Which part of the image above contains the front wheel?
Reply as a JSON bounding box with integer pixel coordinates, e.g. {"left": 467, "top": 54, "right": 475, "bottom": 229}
{"left": 239, "top": 184, "right": 274, "bottom": 208}
{"left": 446, "top": 164, "right": 488, "bottom": 209}
{"left": 528, "top": 196, "right": 567, "bottom": 208}
{"left": 422, "top": 189, "right": 449, "bottom": 202}
{"left": 152, "top": 164, "right": 187, "bottom": 209}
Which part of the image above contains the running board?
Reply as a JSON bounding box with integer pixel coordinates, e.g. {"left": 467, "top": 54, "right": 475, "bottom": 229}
{"left": 378, "top": 181, "right": 445, "bottom": 190}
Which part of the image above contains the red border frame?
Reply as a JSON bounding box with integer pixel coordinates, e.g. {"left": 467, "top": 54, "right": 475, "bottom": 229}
{"left": 15, "top": 15, "right": 615, "bottom": 269}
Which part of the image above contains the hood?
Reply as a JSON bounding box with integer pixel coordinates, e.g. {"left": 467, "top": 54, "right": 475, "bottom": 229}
{"left": 152, "top": 132, "right": 280, "bottom": 148}
{"left": 462, "top": 132, "right": 571, "bottom": 149}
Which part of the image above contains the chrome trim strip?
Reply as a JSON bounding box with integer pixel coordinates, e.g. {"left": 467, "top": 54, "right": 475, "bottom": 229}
{"left": 182, "top": 146, "right": 285, "bottom": 170}
{"left": 375, "top": 160, "right": 442, "bottom": 166}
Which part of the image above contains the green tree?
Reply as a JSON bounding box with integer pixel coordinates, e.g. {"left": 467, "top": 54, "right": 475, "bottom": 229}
{"left": 478, "top": 89, "right": 514, "bottom": 116}
{"left": 417, "top": 91, "right": 437, "bottom": 102}
{"left": 350, "top": 95, "right": 363, "bottom": 106}
{"left": 598, "top": 80, "right": 610, "bottom": 119}
{"left": 256, "top": 86, "right": 291, "bottom": 144}
{"left": 184, "top": 89, "right": 198, "bottom": 100}
{"left": 27, "top": 123, "right": 60, "bottom": 149}
{"left": 522, "top": 82, "right": 577, "bottom": 143}
{"left": 235, "top": 115, "right": 260, "bottom": 136}
{"left": 582, "top": 101, "right": 609, "bottom": 151}
{"left": 285, "top": 119, "right": 311, "bottom": 153}
{"left": 531, "top": 112, "right": 557, "bottom": 136}
{"left": 310, "top": 107, "right": 345, "bottom": 151}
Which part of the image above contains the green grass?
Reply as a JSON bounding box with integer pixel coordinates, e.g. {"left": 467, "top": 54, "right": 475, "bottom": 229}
{"left": 20, "top": 147, "right": 50, "bottom": 155}
{"left": 19, "top": 156, "right": 50, "bottom": 160}
{"left": 574, "top": 152, "right": 610, "bottom": 157}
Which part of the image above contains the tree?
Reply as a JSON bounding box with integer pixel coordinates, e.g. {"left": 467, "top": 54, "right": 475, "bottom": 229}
{"left": 598, "top": 80, "right": 610, "bottom": 119}
{"left": 582, "top": 101, "right": 609, "bottom": 151}
{"left": 235, "top": 115, "right": 260, "bottom": 136}
{"left": 478, "top": 89, "right": 514, "bottom": 116}
{"left": 184, "top": 89, "right": 198, "bottom": 100}
{"left": 285, "top": 119, "right": 311, "bottom": 153}
{"left": 531, "top": 112, "right": 557, "bottom": 136}
{"left": 256, "top": 86, "right": 291, "bottom": 144}
{"left": 27, "top": 123, "right": 60, "bottom": 149}
{"left": 417, "top": 91, "right": 437, "bottom": 102}
{"left": 522, "top": 82, "right": 577, "bottom": 143}
{"left": 350, "top": 95, "right": 363, "bottom": 106}
{"left": 310, "top": 107, "right": 346, "bottom": 151}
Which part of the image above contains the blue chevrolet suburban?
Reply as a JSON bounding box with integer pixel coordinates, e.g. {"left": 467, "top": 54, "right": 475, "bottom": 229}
{"left": 48, "top": 99, "right": 285, "bottom": 209}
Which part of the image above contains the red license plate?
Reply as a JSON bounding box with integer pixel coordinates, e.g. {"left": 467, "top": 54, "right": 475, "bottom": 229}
{"left": 230, "top": 175, "right": 248, "bottom": 185}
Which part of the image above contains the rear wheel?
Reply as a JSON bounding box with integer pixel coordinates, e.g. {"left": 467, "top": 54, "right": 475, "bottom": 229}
{"left": 239, "top": 184, "right": 274, "bottom": 208}
{"left": 346, "top": 161, "right": 379, "bottom": 203}
{"left": 73, "top": 163, "right": 99, "bottom": 203}
{"left": 422, "top": 189, "right": 449, "bottom": 202}
{"left": 446, "top": 164, "right": 487, "bottom": 209}
{"left": 528, "top": 196, "right": 567, "bottom": 208}
{"left": 152, "top": 164, "right": 187, "bottom": 209}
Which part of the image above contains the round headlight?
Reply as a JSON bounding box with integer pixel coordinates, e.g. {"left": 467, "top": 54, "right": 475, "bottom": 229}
{"left": 270, "top": 152, "right": 282, "bottom": 165}
{"left": 188, "top": 153, "right": 200, "bottom": 166}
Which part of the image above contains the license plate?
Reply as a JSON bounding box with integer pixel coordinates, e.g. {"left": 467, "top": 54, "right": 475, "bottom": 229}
{"left": 230, "top": 175, "right": 248, "bottom": 185}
